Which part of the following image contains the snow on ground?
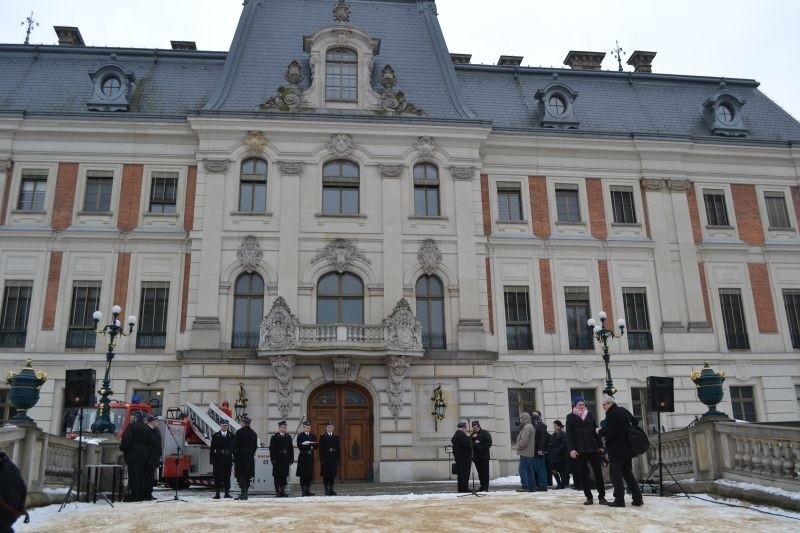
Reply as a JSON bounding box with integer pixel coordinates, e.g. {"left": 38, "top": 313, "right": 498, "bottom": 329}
{"left": 17, "top": 482, "right": 800, "bottom": 533}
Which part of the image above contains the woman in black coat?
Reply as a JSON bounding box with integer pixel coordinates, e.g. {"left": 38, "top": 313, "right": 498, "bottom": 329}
{"left": 565, "top": 397, "right": 607, "bottom": 505}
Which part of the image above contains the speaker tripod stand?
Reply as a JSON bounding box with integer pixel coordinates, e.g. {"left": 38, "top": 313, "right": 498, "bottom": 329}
{"left": 159, "top": 424, "right": 188, "bottom": 503}
{"left": 639, "top": 410, "right": 689, "bottom": 499}
{"left": 59, "top": 408, "right": 85, "bottom": 511}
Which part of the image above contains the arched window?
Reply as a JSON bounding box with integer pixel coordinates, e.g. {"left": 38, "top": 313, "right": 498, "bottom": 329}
{"left": 326, "top": 48, "right": 358, "bottom": 102}
{"left": 413, "top": 163, "right": 440, "bottom": 217}
{"left": 239, "top": 158, "right": 268, "bottom": 212}
{"left": 317, "top": 272, "right": 363, "bottom": 324}
{"left": 232, "top": 273, "right": 264, "bottom": 348}
{"left": 416, "top": 275, "right": 445, "bottom": 349}
{"left": 322, "top": 160, "right": 360, "bottom": 215}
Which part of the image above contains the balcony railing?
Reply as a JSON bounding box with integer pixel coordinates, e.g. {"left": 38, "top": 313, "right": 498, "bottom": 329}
{"left": 725, "top": 332, "right": 750, "bottom": 350}
{"left": 136, "top": 332, "right": 166, "bottom": 349}
{"left": 232, "top": 332, "right": 260, "bottom": 349}
{"left": 66, "top": 328, "right": 96, "bottom": 349}
{"left": 506, "top": 332, "right": 533, "bottom": 350}
{"left": 422, "top": 333, "right": 446, "bottom": 350}
{"left": 568, "top": 333, "right": 593, "bottom": 350}
{"left": 0, "top": 330, "right": 26, "bottom": 347}
{"left": 627, "top": 331, "right": 653, "bottom": 350}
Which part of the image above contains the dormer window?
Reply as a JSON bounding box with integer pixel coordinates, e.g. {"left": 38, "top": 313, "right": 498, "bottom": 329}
{"left": 101, "top": 75, "right": 122, "bottom": 97}
{"left": 715, "top": 102, "right": 734, "bottom": 124}
{"left": 548, "top": 94, "right": 567, "bottom": 116}
{"left": 326, "top": 48, "right": 358, "bottom": 102}
{"left": 702, "top": 83, "right": 748, "bottom": 137}
{"left": 534, "top": 80, "right": 579, "bottom": 129}
{"left": 87, "top": 61, "right": 135, "bottom": 112}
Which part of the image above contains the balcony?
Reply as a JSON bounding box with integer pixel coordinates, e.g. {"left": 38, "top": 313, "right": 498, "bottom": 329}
{"left": 505, "top": 332, "right": 533, "bottom": 350}
{"left": 725, "top": 332, "right": 750, "bottom": 350}
{"left": 136, "top": 332, "right": 167, "bottom": 349}
{"left": 0, "top": 330, "right": 26, "bottom": 348}
{"left": 627, "top": 331, "right": 653, "bottom": 350}
{"left": 422, "top": 333, "right": 446, "bottom": 350}
{"left": 66, "top": 328, "right": 96, "bottom": 349}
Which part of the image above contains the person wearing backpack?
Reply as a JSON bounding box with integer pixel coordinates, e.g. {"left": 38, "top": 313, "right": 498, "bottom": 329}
{"left": 597, "top": 395, "right": 644, "bottom": 508}
{"left": 0, "top": 451, "right": 29, "bottom": 533}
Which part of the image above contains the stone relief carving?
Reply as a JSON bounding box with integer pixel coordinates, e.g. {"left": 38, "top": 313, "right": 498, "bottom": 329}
{"left": 333, "top": 0, "right": 352, "bottom": 22}
{"left": 269, "top": 354, "right": 295, "bottom": 418}
{"left": 417, "top": 239, "right": 442, "bottom": 275}
{"left": 327, "top": 133, "right": 355, "bottom": 157}
{"left": 237, "top": 235, "right": 263, "bottom": 274}
{"left": 333, "top": 29, "right": 351, "bottom": 44}
{"left": 259, "top": 61, "right": 305, "bottom": 112}
{"left": 640, "top": 178, "right": 667, "bottom": 191}
{"left": 384, "top": 298, "right": 423, "bottom": 351}
{"left": 202, "top": 159, "right": 232, "bottom": 173}
{"left": 325, "top": 356, "right": 360, "bottom": 385}
{"left": 277, "top": 161, "right": 305, "bottom": 175}
{"left": 666, "top": 179, "right": 691, "bottom": 192}
{"left": 259, "top": 297, "right": 300, "bottom": 350}
{"left": 0, "top": 160, "right": 12, "bottom": 173}
{"left": 376, "top": 65, "right": 423, "bottom": 116}
{"left": 378, "top": 164, "right": 403, "bottom": 178}
{"left": 243, "top": 130, "right": 268, "bottom": 155}
{"left": 414, "top": 136, "right": 437, "bottom": 160}
{"left": 449, "top": 166, "right": 475, "bottom": 180}
{"left": 311, "top": 238, "right": 370, "bottom": 273}
{"left": 386, "top": 355, "right": 411, "bottom": 419}
{"left": 379, "top": 64, "right": 397, "bottom": 91}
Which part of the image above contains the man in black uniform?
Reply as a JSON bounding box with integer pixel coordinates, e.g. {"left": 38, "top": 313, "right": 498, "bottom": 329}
{"left": 119, "top": 412, "right": 151, "bottom": 501}
{"left": 230, "top": 416, "right": 258, "bottom": 500}
{"left": 210, "top": 420, "right": 235, "bottom": 499}
{"left": 450, "top": 422, "right": 472, "bottom": 493}
{"left": 296, "top": 420, "right": 317, "bottom": 496}
{"left": 143, "top": 415, "right": 162, "bottom": 500}
{"left": 269, "top": 420, "right": 294, "bottom": 497}
{"left": 470, "top": 420, "right": 492, "bottom": 492}
{"left": 318, "top": 421, "right": 341, "bottom": 496}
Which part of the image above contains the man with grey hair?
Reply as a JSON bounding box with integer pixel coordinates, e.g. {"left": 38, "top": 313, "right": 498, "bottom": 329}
{"left": 597, "top": 394, "right": 644, "bottom": 507}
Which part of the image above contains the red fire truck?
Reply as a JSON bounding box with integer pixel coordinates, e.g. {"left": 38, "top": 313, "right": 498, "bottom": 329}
{"left": 66, "top": 400, "right": 153, "bottom": 439}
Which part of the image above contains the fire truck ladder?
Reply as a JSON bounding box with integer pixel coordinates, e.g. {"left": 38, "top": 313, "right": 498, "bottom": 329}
{"left": 183, "top": 402, "right": 241, "bottom": 446}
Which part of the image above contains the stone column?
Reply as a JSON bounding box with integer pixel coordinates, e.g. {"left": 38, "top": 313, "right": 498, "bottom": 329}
{"left": 276, "top": 161, "right": 304, "bottom": 311}
{"left": 0, "top": 159, "right": 11, "bottom": 225}
{"left": 379, "top": 164, "right": 404, "bottom": 315}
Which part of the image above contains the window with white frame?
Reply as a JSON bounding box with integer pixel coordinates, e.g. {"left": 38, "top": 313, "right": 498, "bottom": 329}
{"left": 0, "top": 281, "right": 32, "bottom": 347}
{"left": 703, "top": 189, "right": 730, "bottom": 227}
{"left": 83, "top": 170, "right": 114, "bottom": 213}
{"left": 137, "top": 282, "right": 169, "bottom": 349}
{"left": 416, "top": 275, "right": 445, "bottom": 349}
{"left": 504, "top": 286, "right": 533, "bottom": 350}
{"left": 719, "top": 288, "right": 749, "bottom": 349}
{"left": 764, "top": 191, "right": 791, "bottom": 229}
{"left": 17, "top": 169, "right": 48, "bottom": 211}
{"left": 782, "top": 289, "right": 800, "bottom": 349}
{"left": 497, "top": 181, "right": 523, "bottom": 222}
{"left": 239, "top": 158, "right": 268, "bottom": 213}
{"left": 232, "top": 273, "right": 264, "bottom": 348}
{"left": 622, "top": 288, "right": 653, "bottom": 350}
{"left": 610, "top": 185, "right": 637, "bottom": 224}
{"left": 565, "top": 286, "right": 592, "bottom": 349}
{"left": 66, "top": 281, "right": 101, "bottom": 348}
{"left": 508, "top": 388, "right": 536, "bottom": 444}
{"left": 149, "top": 171, "right": 178, "bottom": 213}
{"left": 413, "top": 163, "right": 440, "bottom": 217}
{"left": 326, "top": 48, "right": 358, "bottom": 102}
{"left": 556, "top": 184, "right": 581, "bottom": 223}
{"left": 729, "top": 385, "right": 756, "bottom": 422}
{"left": 322, "top": 160, "right": 360, "bottom": 215}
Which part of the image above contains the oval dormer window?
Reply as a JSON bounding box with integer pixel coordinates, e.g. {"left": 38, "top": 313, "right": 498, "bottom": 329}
{"left": 715, "top": 102, "right": 734, "bottom": 124}
{"left": 548, "top": 94, "right": 567, "bottom": 116}
{"left": 101, "top": 75, "right": 122, "bottom": 97}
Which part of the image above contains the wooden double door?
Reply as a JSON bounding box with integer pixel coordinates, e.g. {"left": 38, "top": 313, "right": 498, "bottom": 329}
{"left": 308, "top": 383, "right": 373, "bottom": 481}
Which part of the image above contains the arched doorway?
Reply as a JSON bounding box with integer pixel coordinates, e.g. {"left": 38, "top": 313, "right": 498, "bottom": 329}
{"left": 308, "top": 382, "right": 373, "bottom": 481}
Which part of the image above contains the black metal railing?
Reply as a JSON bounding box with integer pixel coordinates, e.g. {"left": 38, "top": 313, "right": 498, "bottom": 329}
{"left": 626, "top": 331, "right": 653, "bottom": 350}
{"left": 0, "top": 330, "right": 27, "bottom": 347}
{"left": 232, "top": 332, "right": 259, "bottom": 349}
{"left": 505, "top": 333, "right": 533, "bottom": 350}
{"left": 65, "top": 328, "right": 96, "bottom": 348}
{"left": 725, "top": 333, "right": 750, "bottom": 350}
{"left": 568, "top": 333, "right": 594, "bottom": 350}
{"left": 422, "top": 333, "right": 446, "bottom": 350}
{"left": 136, "top": 332, "right": 166, "bottom": 349}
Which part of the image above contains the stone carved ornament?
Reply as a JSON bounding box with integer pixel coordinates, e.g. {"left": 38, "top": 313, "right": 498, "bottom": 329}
{"left": 259, "top": 61, "right": 305, "bottom": 112}
{"left": 259, "top": 297, "right": 300, "bottom": 350}
{"left": 417, "top": 239, "right": 442, "bottom": 275}
{"left": 333, "top": 0, "right": 352, "bottom": 22}
{"left": 640, "top": 178, "right": 666, "bottom": 191}
{"left": 328, "top": 356, "right": 360, "bottom": 385}
{"left": 327, "top": 133, "right": 355, "bottom": 157}
{"left": 414, "top": 136, "right": 437, "bottom": 160}
{"left": 237, "top": 236, "right": 263, "bottom": 274}
{"left": 666, "top": 179, "right": 691, "bottom": 192}
{"left": 449, "top": 166, "right": 475, "bottom": 180}
{"left": 311, "top": 238, "right": 370, "bottom": 273}
{"left": 378, "top": 165, "right": 403, "bottom": 178}
{"left": 202, "top": 159, "right": 232, "bottom": 173}
{"left": 386, "top": 355, "right": 411, "bottom": 419}
{"left": 384, "top": 298, "right": 423, "bottom": 351}
{"left": 0, "top": 160, "right": 12, "bottom": 173}
{"left": 377, "top": 65, "right": 423, "bottom": 116}
{"left": 269, "top": 354, "right": 295, "bottom": 418}
{"left": 243, "top": 130, "right": 269, "bottom": 155}
{"left": 277, "top": 161, "right": 305, "bottom": 175}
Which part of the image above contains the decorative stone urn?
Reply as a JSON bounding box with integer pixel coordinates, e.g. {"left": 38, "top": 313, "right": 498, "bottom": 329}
{"left": 690, "top": 361, "right": 729, "bottom": 420}
{"left": 5, "top": 359, "right": 48, "bottom": 423}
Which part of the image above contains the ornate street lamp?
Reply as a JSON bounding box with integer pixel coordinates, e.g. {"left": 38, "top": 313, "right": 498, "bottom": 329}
{"left": 431, "top": 383, "right": 446, "bottom": 430}
{"left": 90, "top": 305, "right": 136, "bottom": 434}
{"left": 587, "top": 311, "right": 625, "bottom": 396}
{"left": 234, "top": 382, "right": 248, "bottom": 422}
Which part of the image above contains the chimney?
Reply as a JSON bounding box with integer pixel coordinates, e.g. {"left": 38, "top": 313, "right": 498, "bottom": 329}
{"left": 171, "top": 40, "right": 197, "bottom": 51}
{"left": 498, "top": 55, "right": 523, "bottom": 67}
{"left": 563, "top": 50, "right": 605, "bottom": 70}
{"left": 450, "top": 53, "right": 472, "bottom": 64}
{"left": 54, "top": 26, "right": 85, "bottom": 46}
{"left": 627, "top": 50, "right": 657, "bottom": 73}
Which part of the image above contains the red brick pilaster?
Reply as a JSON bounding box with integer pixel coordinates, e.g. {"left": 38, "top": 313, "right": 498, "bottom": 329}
{"left": 0, "top": 160, "right": 13, "bottom": 226}
{"left": 529, "top": 176, "right": 550, "bottom": 238}
{"left": 586, "top": 178, "right": 607, "bottom": 240}
{"left": 114, "top": 253, "right": 131, "bottom": 311}
{"left": 539, "top": 258, "right": 555, "bottom": 333}
{"left": 184, "top": 165, "right": 197, "bottom": 232}
{"left": 698, "top": 262, "right": 712, "bottom": 325}
{"left": 480, "top": 173, "right": 491, "bottom": 236}
{"left": 42, "top": 251, "right": 63, "bottom": 330}
{"left": 597, "top": 259, "right": 613, "bottom": 317}
{"left": 748, "top": 263, "right": 777, "bottom": 333}
{"left": 485, "top": 257, "right": 494, "bottom": 335}
{"left": 686, "top": 185, "right": 702, "bottom": 245}
{"left": 118, "top": 164, "right": 143, "bottom": 232}
{"left": 731, "top": 184, "right": 764, "bottom": 246}
{"left": 52, "top": 162, "right": 78, "bottom": 231}
{"left": 180, "top": 253, "right": 191, "bottom": 332}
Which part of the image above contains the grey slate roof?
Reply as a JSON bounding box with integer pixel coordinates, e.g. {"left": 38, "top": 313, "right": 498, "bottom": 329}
{"left": 0, "top": 0, "right": 798, "bottom": 144}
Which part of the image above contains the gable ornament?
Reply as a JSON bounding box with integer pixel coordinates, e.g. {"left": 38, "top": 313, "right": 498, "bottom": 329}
{"left": 333, "top": 0, "right": 352, "bottom": 22}
{"left": 311, "top": 238, "right": 370, "bottom": 273}
{"left": 327, "top": 133, "right": 355, "bottom": 157}
{"left": 237, "top": 235, "right": 263, "bottom": 274}
{"left": 417, "top": 239, "right": 442, "bottom": 275}
{"left": 243, "top": 130, "right": 268, "bottom": 155}
{"left": 414, "top": 136, "right": 437, "bottom": 160}
{"left": 260, "top": 297, "right": 299, "bottom": 351}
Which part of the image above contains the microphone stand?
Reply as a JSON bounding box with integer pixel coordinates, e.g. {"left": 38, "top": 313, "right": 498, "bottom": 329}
{"left": 458, "top": 419, "right": 485, "bottom": 498}
{"left": 159, "top": 423, "right": 188, "bottom": 503}
{"left": 59, "top": 407, "right": 84, "bottom": 511}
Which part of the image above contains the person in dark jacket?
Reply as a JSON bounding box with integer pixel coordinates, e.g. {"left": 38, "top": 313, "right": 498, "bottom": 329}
{"left": 597, "top": 395, "right": 644, "bottom": 507}
{"left": 451, "top": 422, "right": 472, "bottom": 493}
{"left": 319, "top": 421, "right": 341, "bottom": 496}
{"left": 531, "top": 411, "right": 549, "bottom": 491}
{"left": 210, "top": 420, "right": 235, "bottom": 499}
{"left": 143, "top": 415, "right": 162, "bottom": 500}
{"left": 565, "top": 397, "right": 607, "bottom": 505}
{"left": 119, "top": 413, "right": 151, "bottom": 502}
{"left": 269, "top": 420, "right": 295, "bottom": 497}
{"left": 548, "top": 420, "right": 569, "bottom": 489}
{"left": 230, "top": 416, "right": 258, "bottom": 500}
{"left": 470, "top": 420, "right": 492, "bottom": 492}
{"left": 296, "top": 420, "right": 317, "bottom": 496}
{"left": 0, "top": 451, "right": 28, "bottom": 533}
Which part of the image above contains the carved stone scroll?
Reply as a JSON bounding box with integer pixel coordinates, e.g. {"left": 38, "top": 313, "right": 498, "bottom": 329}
{"left": 270, "top": 355, "right": 295, "bottom": 418}
{"left": 311, "top": 238, "right": 370, "bottom": 273}
{"left": 237, "top": 235, "right": 263, "bottom": 274}
{"left": 259, "top": 297, "right": 299, "bottom": 350}
{"left": 386, "top": 355, "right": 411, "bottom": 419}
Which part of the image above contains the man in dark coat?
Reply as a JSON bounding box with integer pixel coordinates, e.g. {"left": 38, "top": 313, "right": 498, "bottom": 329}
{"left": 566, "top": 397, "right": 607, "bottom": 505}
{"left": 597, "top": 395, "right": 644, "bottom": 507}
{"left": 143, "top": 415, "right": 162, "bottom": 501}
{"left": 296, "top": 420, "right": 317, "bottom": 496}
{"left": 269, "top": 420, "right": 294, "bottom": 497}
{"left": 531, "top": 411, "right": 549, "bottom": 491}
{"left": 119, "top": 412, "right": 151, "bottom": 502}
{"left": 470, "top": 420, "right": 492, "bottom": 492}
{"left": 0, "top": 451, "right": 28, "bottom": 533}
{"left": 318, "top": 421, "right": 341, "bottom": 496}
{"left": 230, "top": 416, "right": 258, "bottom": 500}
{"left": 210, "top": 420, "right": 235, "bottom": 499}
{"left": 548, "top": 420, "right": 568, "bottom": 489}
{"left": 450, "top": 422, "right": 472, "bottom": 493}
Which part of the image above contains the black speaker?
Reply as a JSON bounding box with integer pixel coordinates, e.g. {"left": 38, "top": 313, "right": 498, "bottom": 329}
{"left": 647, "top": 376, "right": 674, "bottom": 413}
{"left": 65, "top": 369, "right": 96, "bottom": 408}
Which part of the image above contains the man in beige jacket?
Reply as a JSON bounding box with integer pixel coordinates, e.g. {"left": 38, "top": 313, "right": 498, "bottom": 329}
{"left": 515, "top": 412, "right": 536, "bottom": 492}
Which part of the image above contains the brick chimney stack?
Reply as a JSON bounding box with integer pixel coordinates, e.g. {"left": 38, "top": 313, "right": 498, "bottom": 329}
{"left": 54, "top": 26, "right": 85, "bottom": 46}
{"left": 171, "top": 41, "right": 198, "bottom": 50}
{"left": 627, "top": 50, "right": 657, "bottom": 73}
{"left": 497, "top": 55, "right": 523, "bottom": 67}
{"left": 563, "top": 51, "right": 606, "bottom": 70}
{"left": 450, "top": 53, "right": 472, "bottom": 64}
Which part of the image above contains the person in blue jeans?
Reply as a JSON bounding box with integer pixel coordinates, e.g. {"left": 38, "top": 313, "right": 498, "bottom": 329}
{"left": 514, "top": 412, "right": 536, "bottom": 491}
{"left": 531, "top": 411, "right": 549, "bottom": 491}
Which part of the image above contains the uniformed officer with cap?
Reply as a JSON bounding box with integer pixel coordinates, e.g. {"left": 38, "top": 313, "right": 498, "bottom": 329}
{"left": 451, "top": 422, "right": 472, "bottom": 493}
{"left": 210, "top": 420, "right": 235, "bottom": 498}
{"left": 318, "top": 420, "right": 341, "bottom": 495}
{"left": 269, "top": 420, "right": 294, "bottom": 497}
{"left": 231, "top": 416, "right": 258, "bottom": 500}
{"left": 470, "top": 420, "right": 492, "bottom": 492}
{"left": 296, "top": 420, "right": 317, "bottom": 496}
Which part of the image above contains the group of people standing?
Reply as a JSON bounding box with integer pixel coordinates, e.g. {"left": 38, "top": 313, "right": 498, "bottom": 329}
{"left": 450, "top": 420, "right": 492, "bottom": 493}
{"left": 119, "top": 414, "right": 162, "bottom": 502}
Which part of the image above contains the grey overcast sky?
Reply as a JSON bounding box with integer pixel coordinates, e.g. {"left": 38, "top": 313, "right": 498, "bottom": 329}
{"left": 1, "top": 0, "right": 798, "bottom": 121}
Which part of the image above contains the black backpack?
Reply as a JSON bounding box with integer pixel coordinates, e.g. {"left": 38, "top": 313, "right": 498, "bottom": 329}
{"left": 625, "top": 411, "right": 651, "bottom": 456}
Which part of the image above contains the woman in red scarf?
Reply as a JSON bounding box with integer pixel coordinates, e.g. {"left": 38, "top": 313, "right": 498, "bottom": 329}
{"left": 565, "top": 397, "right": 607, "bottom": 505}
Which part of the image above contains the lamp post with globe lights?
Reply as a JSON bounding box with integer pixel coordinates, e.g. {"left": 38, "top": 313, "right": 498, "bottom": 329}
{"left": 587, "top": 311, "right": 625, "bottom": 396}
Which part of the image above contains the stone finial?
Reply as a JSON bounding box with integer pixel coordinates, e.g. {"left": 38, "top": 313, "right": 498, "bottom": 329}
{"left": 284, "top": 60, "right": 304, "bottom": 86}
{"left": 333, "top": 0, "right": 351, "bottom": 22}
{"left": 379, "top": 65, "right": 397, "bottom": 90}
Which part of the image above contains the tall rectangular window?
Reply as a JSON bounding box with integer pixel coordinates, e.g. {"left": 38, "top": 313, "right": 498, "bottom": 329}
{"left": 137, "top": 282, "right": 169, "bottom": 349}
{"left": 149, "top": 171, "right": 178, "bottom": 213}
{"left": 325, "top": 48, "right": 357, "bottom": 102}
{"left": 507, "top": 388, "right": 536, "bottom": 444}
{"left": 239, "top": 158, "right": 268, "bottom": 213}
{"left": 413, "top": 163, "right": 440, "bottom": 217}
{"left": 570, "top": 388, "right": 597, "bottom": 416}
{"left": 556, "top": 184, "right": 581, "bottom": 222}
{"left": 497, "top": 182, "right": 523, "bottom": 222}
{"left": 764, "top": 191, "right": 791, "bottom": 229}
{"left": 83, "top": 170, "right": 113, "bottom": 213}
{"left": 703, "top": 190, "right": 729, "bottom": 226}
{"left": 66, "top": 282, "right": 101, "bottom": 348}
{"left": 610, "top": 186, "right": 637, "bottom": 224}
{"left": 504, "top": 286, "right": 532, "bottom": 350}
{"left": 719, "top": 288, "right": 749, "bottom": 349}
{"left": 729, "top": 386, "right": 756, "bottom": 422}
{"left": 565, "top": 286, "right": 592, "bottom": 349}
{"left": 783, "top": 289, "right": 800, "bottom": 349}
{"left": 17, "top": 169, "right": 48, "bottom": 211}
{"left": 322, "top": 160, "right": 360, "bottom": 215}
{"left": 0, "top": 281, "right": 33, "bottom": 347}
{"left": 622, "top": 287, "right": 653, "bottom": 350}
